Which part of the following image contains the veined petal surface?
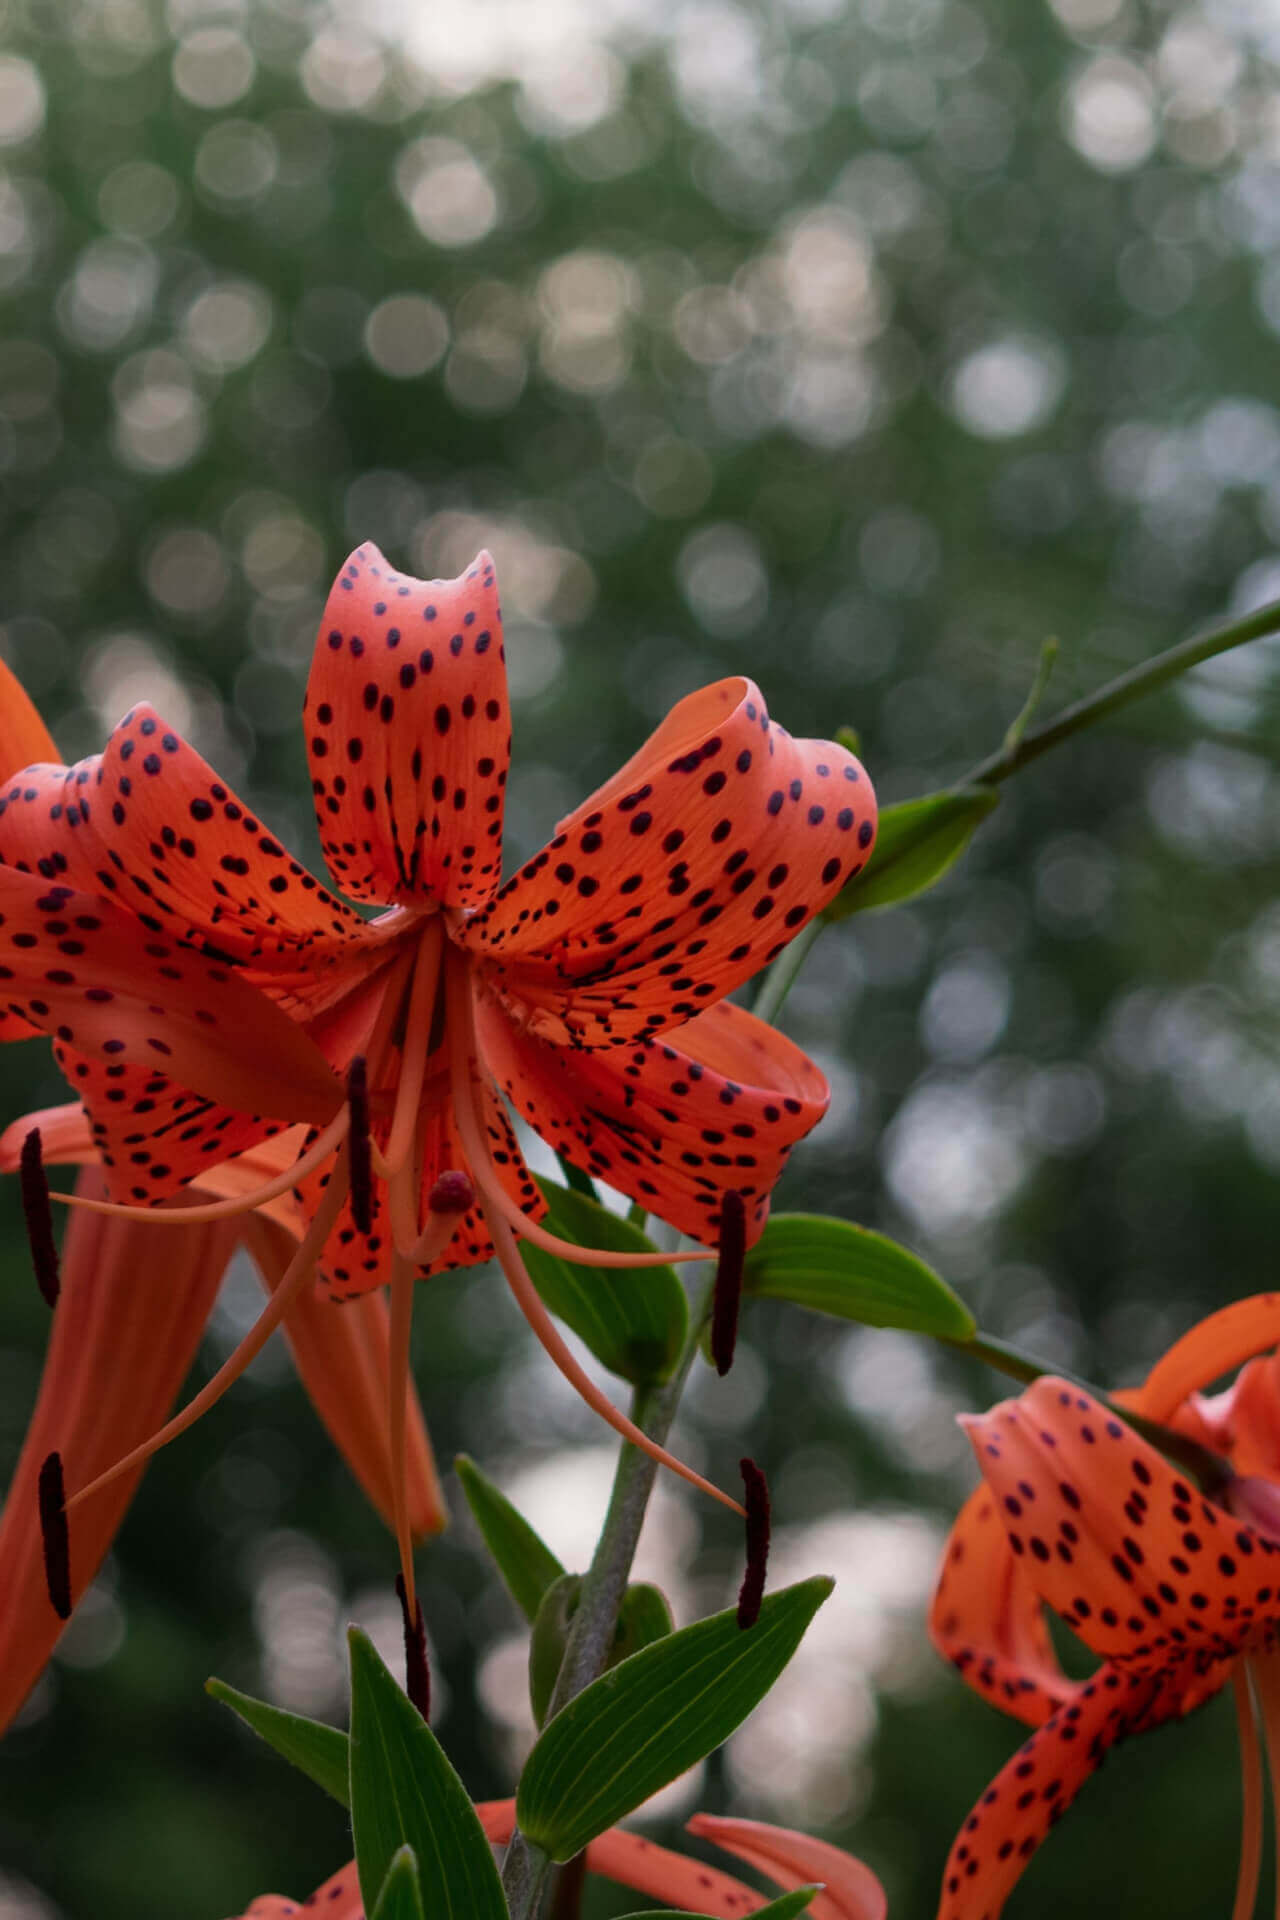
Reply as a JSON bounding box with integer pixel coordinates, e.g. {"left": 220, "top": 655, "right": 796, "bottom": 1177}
{"left": 466, "top": 677, "right": 875, "bottom": 1048}
{"left": 478, "top": 993, "right": 828, "bottom": 1245}
{"left": 688, "top": 1815, "right": 887, "bottom": 1920}
{"left": 0, "top": 1167, "right": 237, "bottom": 1732}
{"left": 305, "top": 544, "right": 510, "bottom": 910}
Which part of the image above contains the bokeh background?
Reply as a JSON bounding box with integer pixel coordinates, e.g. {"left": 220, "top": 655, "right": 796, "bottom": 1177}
{"left": 1, "top": 0, "right": 1280, "bottom": 1912}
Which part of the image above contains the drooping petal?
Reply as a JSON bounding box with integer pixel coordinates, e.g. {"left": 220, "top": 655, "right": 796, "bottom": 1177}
{"left": 935, "top": 1667, "right": 1169, "bottom": 1920}
{"left": 930, "top": 1484, "right": 1079, "bottom": 1729}
{"left": 0, "top": 657, "right": 58, "bottom": 776}
{"left": 240, "top": 1214, "right": 447, "bottom": 1538}
{"left": 1195, "top": 1353, "right": 1280, "bottom": 1478}
{"left": 465, "top": 676, "right": 874, "bottom": 1048}
{"left": 964, "top": 1378, "right": 1280, "bottom": 1666}
{"left": 688, "top": 1815, "right": 888, "bottom": 1920}
{"left": 476, "top": 1801, "right": 766, "bottom": 1916}
{"left": 304, "top": 544, "right": 510, "bottom": 910}
{"left": 477, "top": 991, "right": 828, "bottom": 1245}
{"left": 0, "top": 1167, "right": 237, "bottom": 1732}
{"left": 0, "top": 725, "right": 377, "bottom": 1010}
{"left": 47, "top": 1043, "right": 289, "bottom": 1205}
{"left": 0, "top": 866, "right": 342, "bottom": 1125}
{"left": 1136, "top": 1294, "right": 1280, "bottom": 1423}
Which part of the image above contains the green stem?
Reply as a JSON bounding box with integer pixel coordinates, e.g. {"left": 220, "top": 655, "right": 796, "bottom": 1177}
{"left": 751, "top": 918, "right": 822, "bottom": 1027}
{"left": 965, "top": 596, "right": 1280, "bottom": 789}
{"left": 500, "top": 1270, "right": 718, "bottom": 1920}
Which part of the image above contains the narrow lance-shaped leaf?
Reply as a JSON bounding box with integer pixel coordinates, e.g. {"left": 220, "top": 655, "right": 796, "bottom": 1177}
{"left": 516, "top": 1578, "right": 832, "bottom": 1862}
{"left": 624, "top": 1893, "right": 819, "bottom": 1920}
{"left": 521, "top": 1179, "right": 689, "bottom": 1387}
{"left": 206, "top": 1677, "right": 350, "bottom": 1806}
{"left": 825, "top": 787, "right": 998, "bottom": 919}
{"left": 744, "top": 1214, "right": 975, "bottom": 1340}
{"left": 371, "top": 1848, "right": 427, "bottom": 1920}
{"left": 455, "top": 1452, "right": 566, "bottom": 1625}
{"left": 348, "top": 1628, "right": 507, "bottom": 1920}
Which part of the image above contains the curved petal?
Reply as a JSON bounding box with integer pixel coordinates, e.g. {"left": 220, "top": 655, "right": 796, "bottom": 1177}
{"left": 465, "top": 677, "right": 875, "bottom": 1049}
{"left": 1194, "top": 1354, "right": 1280, "bottom": 1478}
{"left": 964, "top": 1378, "right": 1280, "bottom": 1665}
{"left": 476, "top": 1801, "right": 766, "bottom": 1916}
{"left": 0, "top": 865, "right": 342, "bottom": 1126}
{"left": 240, "top": 1214, "right": 447, "bottom": 1538}
{"left": 0, "top": 1167, "right": 236, "bottom": 1732}
{"left": 0, "top": 727, "right": 374, "bottom": 1004}
{"left": 477, "top": 992, "right": 828, "bottom": 1246}
{"left": 237, "top": 1863, "right": 361, "bottom": 1920}
{"left": 935, "top": 1667, "right": 1169, "bottom": 1920}
{"left": 1136, "top": 1295, "right": 1280, "bottom": 1424}
{"left": 305, "top": 544, "right": 510, "bottom": 910}
{"left": 0, "top": 1100, "right": 94, "bottom": 1168}
{"left": 0, "top": 657, "right": 58, "bottom": 777}
{"left": 688, "top": 1815, "right": 888, "bottom": 1920}
{"left": 930, "top": 1484, "right": 1079, "bottom": 1729}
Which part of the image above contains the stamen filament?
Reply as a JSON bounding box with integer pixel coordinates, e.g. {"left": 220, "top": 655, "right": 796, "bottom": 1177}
{"left": 346, "top": 1056, "right": 374, "bottom": 1237}
{"left": 48, "top": 1104, "right": 351, "bottom": 1228}
{"left": 1232, "top": 1665, "right": 1264, "bottom": 1920}
{"left": 444, "top": 947, "right": 743, "bottom": 1517}
{"left": 389, "top": 1256, "right": 419, "bottom": 1621}
{"left": 65, "top": 1153, "right": 352, "bottom": 1514}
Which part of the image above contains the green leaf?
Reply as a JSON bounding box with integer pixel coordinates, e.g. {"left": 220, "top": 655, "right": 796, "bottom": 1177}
{"left": 348, "top": 1628, "right": 507, "bottom": 1920}
{"left": 455, "top": 1453, "right": 566, "bottom": 1625}
{"left": 825, "top": 786, "right": 998, "bottom": 919}
{"left": 624, "top": 1894, "right": 818, "bottom": 1920}
{"left": 529, "top": 1577, "right": 676, "bottom": 1727}
{"left": 516, "top": 1578, "right": 832, "bottom": 1862}
{"left": 522, "top": 1178, "right": 689, "bottom": 1386}
{"left": 370, "top": 1848, "right": 426, "bottom": 1920}
{"left": 744, "top": 1214, "right": 975, "bottom": 1339}
{"left": 206, "top": 1677, "right": 350, "bottom": 1806}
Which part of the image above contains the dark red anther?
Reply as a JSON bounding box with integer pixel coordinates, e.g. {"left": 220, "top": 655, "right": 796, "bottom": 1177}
{"left": 736, "top": 1456, "right": 771, "bottom": 1631}
{"left": 395, "top": 1572, "right": 430, "bottom": 1721}
{"left": 428, "top": 1169, "right": 476, "bottom": 1214}
{"left": 38, "top": 1451, "right": 71, "bottom": 1621}
{"left": 710, "top": 1190, "right": 746, "bottom": 1377}
{"left": 20, "top": 1128, "right": 59, "bottom": 1309}
{"left": 346, "top": 1055, "right": 374, "bottom": 1237}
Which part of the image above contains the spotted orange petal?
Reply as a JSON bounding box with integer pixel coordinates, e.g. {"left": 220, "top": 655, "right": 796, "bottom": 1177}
{"left": 240, "top": 1213, "right": 446, "bottom": 1539}
{"left": 964, "top": 1377, "right": 1280, "bottom": 1664}
{"left": 0, "top": 866, "right": 342, "bottom": 1126}
{"left": 687, "top": 1815, "right": 888, "bottom": 1920}
{"left": 930, "top": 1483, "right": 1079, "bottom": 1729}
{"left": 0, "top": 723, "right": 374, "bottom": 1007}
{"left": 0, "top": 660, "right": 57, "bottom": 1041}
{"left": 304, "top": 544, "right": 510, "bottom": 910}
{"left": 466, "top": 677, "right": 875, "bottom": 1048}
{"left": 0, "top": 1166, "right": 237, "bottom": 1732}
{"left": 477, "top": 993, "right": 828, "bottom": 1246}
{"left": 935, "top": 1666, "right": 1170, "bottom": 1920}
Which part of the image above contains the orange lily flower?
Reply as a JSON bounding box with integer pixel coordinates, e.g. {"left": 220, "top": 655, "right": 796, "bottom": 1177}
{"left": 0, "top": 661, "right": 442, "bottom": 1717}
{"left": 0, "top": 544, "right": 875, "bottom": 1601}
{"left": 929, "top": 1293, "right": 1280, "bottom": 1919}
{"left": 232, "top": 1799, "right": 886, "bottom": 1919}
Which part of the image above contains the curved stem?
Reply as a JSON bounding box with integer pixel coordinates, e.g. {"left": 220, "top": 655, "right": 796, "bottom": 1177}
{"left": 751, "top": 919, "right": 821, "bottom": 1028}
{"left": 964, "top": 596, "right": 1280, "bottom": 789}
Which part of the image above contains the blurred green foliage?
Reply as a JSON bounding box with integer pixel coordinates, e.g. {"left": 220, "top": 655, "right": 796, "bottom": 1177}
{"left": 1, "top": 0, "right": 1280, "bottom": 1914}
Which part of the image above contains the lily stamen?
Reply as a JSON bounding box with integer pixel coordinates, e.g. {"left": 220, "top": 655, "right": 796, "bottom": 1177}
{"left": 711, "top": 1189, "right": 746, "bottom": 1378}
{"left": 37, "top": 1452, "right": 71, "bottom": 1622}
{"left": 63, "top": 1151, "right": 353, "bottom": 1518}
{"left": 20, "top": 1129, "right": 60, "bottom": 1309}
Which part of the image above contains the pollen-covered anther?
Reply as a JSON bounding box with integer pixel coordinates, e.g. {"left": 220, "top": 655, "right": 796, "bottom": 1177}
{"left": 737, "top": 1455, "right": 771, "bottom": 1630}
{"left": 20, "top": 1128, "right": 60, "bottom": 1308}
{"left": 396, "top": 1570, "right": 431, "bottom": 1722}
{"left": 710, "top": 1189, "right": 746, "bottom": 1378}
{"left": 346, "top": 1054, "right": 374, "bottom": 1237}
{"left": 427, "top": 1168, "right": 476, "bottom": 1214}
{"left": 38, "top": 1450, "right": 71, "bottom": 1621}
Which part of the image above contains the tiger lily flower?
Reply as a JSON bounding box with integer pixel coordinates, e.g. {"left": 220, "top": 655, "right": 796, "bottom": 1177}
{"left": 0, "top": 545, "right": 876, "bottom": 1607}
{"left": 929, "top": 1293, "right": 1280, "bottom": 1919}
{"left": 232, "top": 1800, "right": 887, "bottom": 1919}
